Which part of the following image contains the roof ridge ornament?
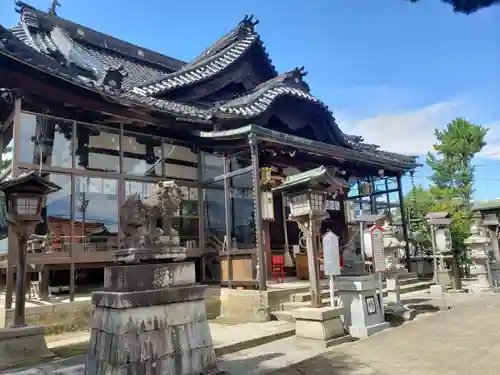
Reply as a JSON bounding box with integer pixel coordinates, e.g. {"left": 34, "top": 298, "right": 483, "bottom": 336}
{"left": 239, "top": 15, "right": 259, "bottom": 31}
{"left": 48, "top": 0, "right": 61, "bottom": 16}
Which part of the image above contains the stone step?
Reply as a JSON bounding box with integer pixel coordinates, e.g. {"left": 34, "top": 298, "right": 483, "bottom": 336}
{"left": 272, "top": 281, "right": 434, "bottom": 322}
{"left": 271, "top": 310, "right": 295, "bottom": 322}
{"left": 289, "top": 280, "right": 434, "bottom": 304}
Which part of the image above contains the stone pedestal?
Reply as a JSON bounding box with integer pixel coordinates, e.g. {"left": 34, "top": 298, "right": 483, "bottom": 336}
{"left": 335, "top": 275, "right": 389, "bottom": 338}
{"left": 0, "top": 326, "right": 53, "bottom": 370}
{"left": 384, "top": 273, "right": 416, "bottom": 321}
{"left": 490, "top": 262, "right": 500, "bottom": 288}
{"left": 86, "top": 262, "right": 225, "bottom": 375}
{"left": 429, "top": 284, "right": 446, "bottom": 298}
{"left": 437, "top": 270, "right": 453, "bottom": 287}
{"left": 469, "top": 257, "right": 492, "bottom": 292}
{"left": 292, "top": 307, "right": 348, "bottom": 347}
{"left": 385, "top": 273, "right": 400, "bottom": 304}
{"left": 218, "top": 288, "right": 271, "bottom": 324}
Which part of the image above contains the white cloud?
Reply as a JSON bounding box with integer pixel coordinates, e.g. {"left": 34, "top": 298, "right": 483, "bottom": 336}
{"left": 479, "top": 121, "right": 500, "bottom": 159}
{"left": 339, "top": 100, "right": 499, "bottom": 157}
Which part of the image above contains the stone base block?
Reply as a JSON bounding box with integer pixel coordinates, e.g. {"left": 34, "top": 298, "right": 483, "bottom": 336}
{"left": 490, "top": 263, "right": 500, "bottom": 288}
{"left": 348, "top": 321, "right": 390, "bottom": 338}
{"left": 87, "top": 261, "right": 223, "bottom": 375}
{"left": 468, "top": 284, "right": 493, "bottom": 293}
{"left": 429, "top": 284, "right": 446, "bottom": 298}
{"left": 218, "top": 288, "right": 270, "bottom": 323}
{"left": 0, "top": 326, "right": 53, "bottom": 370}
{"left": 293, "top": 307, "right": 348, "bottom": 346}
{"left": 385, "top": 303, "right": 417, "bottom": 322}
{"left": 437, "top": 270, "right": 453, "bottom": 286}
{"left": 336, "top": 275, "right": 389, "bottom": 338}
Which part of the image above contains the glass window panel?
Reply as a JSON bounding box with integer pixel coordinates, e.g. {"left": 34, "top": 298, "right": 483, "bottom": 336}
{"left": 230, "top": 157, "right": 253, "bottom": 188}
{"left": 204, "top": 188, "right": 226, "bottom": 243}
{"left": 74, "top": 176, "right": 118, "bottom": 252}
{"left": 164, "top": 163, "right": 197, "bottom": 180}
{"left": 125, "top": 181, "right": 155, "bottom": 200}
{"left": 373, "top": 178, "right": 387, "bottom": 193}
{"left": 122, "top": 133, "right": 161, "bottom": 177}
{"left": 386, "top": 177, "right": 398, "bottom": 190}
{"left": 201, "top": 152, "right": 224, "bottom": 186}
{"left": 375, "top": 194, "right": 390, "bottom": 216}
{"left": 75, "top": 123, "right": 119, "bottom": 172}
{"left": 42, "top": 173, "right": 72, "bottom": 253}
{"left": 162, "top": 141, "right": 197, "bottom": 163}
{"left": 19, "top": 113, "right": 73, "bottom": 168}
{"left": 348, "top": 180, "right": 360, "bottom": 198}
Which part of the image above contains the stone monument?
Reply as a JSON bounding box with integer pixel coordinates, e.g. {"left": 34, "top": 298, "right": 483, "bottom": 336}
{"left": 464, "top": 217, "right": 492, "bottom": 292}
{"left": 381, "top": 222, "right": 416, "bottom": 321}
{"left": 86, "top": 181, "right": 225, "bottom": 375}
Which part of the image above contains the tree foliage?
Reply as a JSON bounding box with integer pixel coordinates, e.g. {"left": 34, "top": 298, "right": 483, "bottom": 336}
{"left": 407, "top": 118, "right": 488, "bottom": 260}
{"left": 405, "top": 184, "right": 433, "bottom": 253}
{"left": 408, "top": 0, "right": 500, "bottom": 14}
{"left": 0, "top": 145, "right": 11, "bottom": 174}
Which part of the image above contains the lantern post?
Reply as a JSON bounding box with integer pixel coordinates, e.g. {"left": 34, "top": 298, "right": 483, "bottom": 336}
{"left": 0, "top": 171, "right": 61, "bottom": 369}
{"left": 273, "top": 166, "right": 348, "bottom": 307}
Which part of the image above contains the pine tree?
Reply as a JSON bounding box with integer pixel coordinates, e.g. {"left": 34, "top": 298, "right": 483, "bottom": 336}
{"left": 426, "top": 118, "right": 488, "bottom": 261}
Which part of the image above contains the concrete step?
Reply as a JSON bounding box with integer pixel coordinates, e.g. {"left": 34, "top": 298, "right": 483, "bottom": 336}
{"left": 289, "top": 280, "right": 434, "bottom": 303}
{"left": 271, "top": 310, "right": 295, "bottom": 322}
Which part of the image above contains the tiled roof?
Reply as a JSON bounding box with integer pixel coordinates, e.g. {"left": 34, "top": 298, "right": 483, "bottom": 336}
{"left": 211, "top": 67, "right": 350, "bottom": 146}
{"left": 15, "top": 1, "right": 185, "bottom": 71}
{"left": 131, "top": 15, "right": 277, "bottom": 97}
{"left": 0, "top": 24, "right": 208, "bottom": 122}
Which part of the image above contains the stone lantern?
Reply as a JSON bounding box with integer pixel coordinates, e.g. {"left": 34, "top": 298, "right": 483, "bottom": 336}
{"left": 464, "top": 217, "right": 492, "bottom": 292}
{"left": 0, "top": 171, "right": 61, "bottom": 369}
{"left": 382, "top": 221, "right": 407, "bottom": 272}
{"left": 273, "top": 166, "right": 349, "bottom": 347}
{"left": 273, "top": 166, "right": 348, "bottom": 307}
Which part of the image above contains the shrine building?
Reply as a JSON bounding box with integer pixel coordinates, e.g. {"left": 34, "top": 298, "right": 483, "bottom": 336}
{"left": 0, "top": 2, "right": 419, "bottom": 308}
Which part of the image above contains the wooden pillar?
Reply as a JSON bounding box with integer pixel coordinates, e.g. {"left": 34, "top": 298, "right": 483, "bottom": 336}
{"left": 263, "top": 220, "right": 273, "bottom": 279}
{"left": 5, "top": 98, "right": 22, "bottom": 311}
{"left": 304, "top": 216, "right": 321, "bottom": 307}
{"left": 69, "top": 263, "right": 75, "bottom": 302}
{"left": 396, "top": 174, "right": 412, "bottom": 271}
{"left": 39, "top": 267, "right": 50, "bottom": 300}
{"left": 249, "top": 134, "right": 266, "bottom": 291}
{"left": 5, "top": 226, "right": 16, "bottom": 310}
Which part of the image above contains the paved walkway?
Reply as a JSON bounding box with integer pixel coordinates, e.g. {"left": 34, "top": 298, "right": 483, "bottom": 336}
{"left": 2, "top": 292, "right": 499, "bottom": 374}
{"left": 271, "top": 293, "right": 500, "bottom": 375}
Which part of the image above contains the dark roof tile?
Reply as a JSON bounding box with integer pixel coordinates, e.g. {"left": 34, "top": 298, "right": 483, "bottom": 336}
{"left": 131, "top": 15, "right": 277, "bottom": 97}
{"left": 16, "top": 1, "right": 185, "bottom": 71}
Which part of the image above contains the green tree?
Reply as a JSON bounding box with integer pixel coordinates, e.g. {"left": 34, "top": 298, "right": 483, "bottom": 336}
{"left": 405, "top": 184, "right": 433, "bottom": 253}
{"left": 425, "top": 118, "right": 488, "bottom": 262}
{"left": 408, "top": 0, "right": 500, "bottom": 14}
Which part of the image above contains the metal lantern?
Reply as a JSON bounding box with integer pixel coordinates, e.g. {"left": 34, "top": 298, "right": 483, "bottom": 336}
{"left": 288, "top": 189, "right": 326, "bottom": 217}
{"left": 1, "top": 172, "right": 60, "bottom": 225}
{"left": 0, "top": 170, "right": 61, "bottom": 327}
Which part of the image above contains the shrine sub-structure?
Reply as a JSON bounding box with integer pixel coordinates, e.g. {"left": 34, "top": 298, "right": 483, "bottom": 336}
{"left": 0, "top": 2, "right": 423, "bottom": 330}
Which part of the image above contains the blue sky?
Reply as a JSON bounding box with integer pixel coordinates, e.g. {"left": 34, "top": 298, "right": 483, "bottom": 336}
{"left": 1, "top": 0, "right": 499, "bottom": 200}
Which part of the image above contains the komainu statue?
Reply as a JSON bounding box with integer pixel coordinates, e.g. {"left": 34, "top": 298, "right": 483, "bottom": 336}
{"left": 116, "top": 180, "right": 186, "bottom": 263}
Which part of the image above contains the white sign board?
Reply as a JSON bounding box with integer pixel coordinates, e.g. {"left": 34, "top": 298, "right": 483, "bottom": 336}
{"left": 322, "top": 231, "right": 341, "bottom": 276}
{"left": 370, "top": 225, "right": 386, "bottom": 272}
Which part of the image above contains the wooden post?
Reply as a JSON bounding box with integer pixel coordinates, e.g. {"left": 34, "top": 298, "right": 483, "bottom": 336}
{"left": 249, "top": 134, "right": 266, "bottom": 291}
{"left": 69, "top": 263, "right": 75, "bottom": 302}
{"left": 13, "top": 225, "right": 30, "bottom": 327}
{"left": 39, "top": 267, "right": 50, "bottom": 300}
{"left": 396, "top": 174, "right": 412, "bottom": 271}
{"left": 306, "top": 216, "right": 321, "bottom": 307}
{"left": 263, "top": 220, "right": 273, "bottom": 278}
